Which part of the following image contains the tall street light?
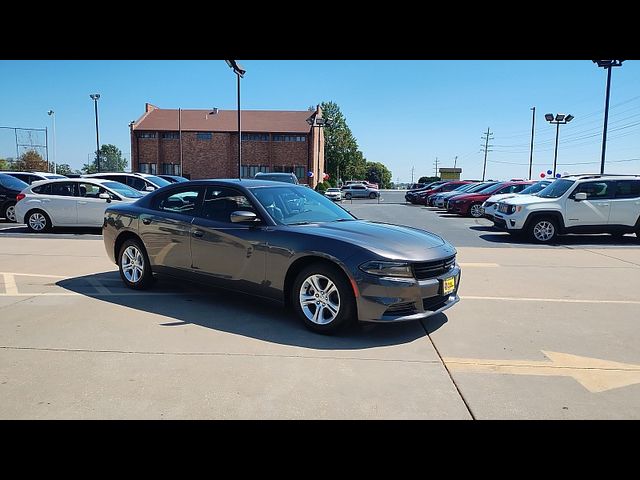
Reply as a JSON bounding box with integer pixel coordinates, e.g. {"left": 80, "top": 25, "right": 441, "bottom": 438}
{"left": 225, "top": 60, "right": 246, "bottom": 179}
{"left": 89, "top": 93, "right": 101, "bottom": 172}
{"left": 306, "top": 116, "right": 333, "bottom": 187}
{"left": 593, "top": 60, "right": 624, "bottom": 174}
{"left": 545, "top": 113, "right": 574, "bottom": 177}
{"left": 47, "top": 110, "right": 56, "bottom": 174}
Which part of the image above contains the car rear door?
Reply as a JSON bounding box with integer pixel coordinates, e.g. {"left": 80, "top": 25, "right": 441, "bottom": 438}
{"left": 139, "top": 185, "right": 204, "bottom": 273}
{"left": 190, "top": 186, "right": 267, "bottom": 293}
{"left": 565, "top": 180, "right": 615, "bottom": 227}
{"left": 609, "top": 180, "right": 640, "bottom": 226}
{"left": 46, "top": 181, "right": 79, "bottom": 225}
{"left": 353, "top": 185, "right": 367, "bottom": 197}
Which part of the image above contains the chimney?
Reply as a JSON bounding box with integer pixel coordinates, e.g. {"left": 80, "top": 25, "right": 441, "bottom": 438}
{"left": 145, "top": 103, "right": 159, "bottom": 113}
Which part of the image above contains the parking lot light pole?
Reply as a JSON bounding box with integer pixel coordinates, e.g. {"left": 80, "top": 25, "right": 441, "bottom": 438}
{"left": 47, "top": 110, "right": 56, "bottom": 174}
{"left": 544, "top": 113, "right": 574, "bottom": 177}
{"left": 89, "top": 94, "right": 101, "bottom": 172}
{"left": 225, "top": 60, "right": 246, "bottom": 180}
{"left": 593, "top": 60, "right": 624, "bottom": 174}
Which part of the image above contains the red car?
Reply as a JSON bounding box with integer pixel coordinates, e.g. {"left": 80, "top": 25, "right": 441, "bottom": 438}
{"left": 446, "top": 181, "right": 532, "bottom": 217}
{"left": 414, "top": 181, "right": 473, "bottom": 206}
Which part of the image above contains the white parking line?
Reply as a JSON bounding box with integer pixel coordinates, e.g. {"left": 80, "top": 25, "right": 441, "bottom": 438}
{"left": 2, "top": 273, "right": 18, "bottom": 295}
{"left": 0, "top": 271, "right": 67, "bottom": 279}
{"left": 461, "top": 295, "right": 640, "bottom": 305}
{"left": 458, "top": 263, "right": 500, "bottom": 267}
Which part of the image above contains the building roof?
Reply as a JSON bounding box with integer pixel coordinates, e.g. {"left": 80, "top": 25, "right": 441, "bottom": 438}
{"left": 133, "top": 107, "right": 314, "bottom": 134}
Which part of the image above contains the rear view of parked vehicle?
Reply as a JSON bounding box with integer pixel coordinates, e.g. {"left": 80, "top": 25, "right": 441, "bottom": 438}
{"left": 15, "top": 178, "right": 144, "bottom": 232}
{"left": 341, "top": 183, "right": 379, "bottom": 199}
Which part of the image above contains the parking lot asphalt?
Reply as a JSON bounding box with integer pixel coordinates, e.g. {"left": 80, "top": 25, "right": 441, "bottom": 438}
{"left": 1, "top": 191, "right": 639, "bottom": 419}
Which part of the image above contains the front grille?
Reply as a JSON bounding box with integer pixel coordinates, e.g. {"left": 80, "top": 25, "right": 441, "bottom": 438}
{"left": 413, "top": 255, "right": 456, "bottom": 280}
{"left": 384, "top": 302, "right": 417, "bottom": 316}
{"left": 423, "top": 295, "right": 449, "bottom": 311}
{"left": 493, "top": 217, "right": 507, "bottom": 229}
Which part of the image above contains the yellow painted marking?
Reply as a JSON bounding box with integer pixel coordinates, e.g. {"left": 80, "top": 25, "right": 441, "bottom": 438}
{"left": 444, "top": 350, "right": 640, "bottom": 393}
{"left": 2, "top": 273, "right": 18, "bottom": 295}
{"left": 0, "top": 271, "right": 67, "bottom": 279}
{"left": 458, "top": 263, "right": 500, "bottom": 267}
{"left": 461, "top": 295, "right": 640, "bottom": 305}
{"left": 87, "top": 278, "right": 111, "bottom": 295}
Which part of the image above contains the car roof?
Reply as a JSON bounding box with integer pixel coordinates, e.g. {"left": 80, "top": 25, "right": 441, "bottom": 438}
{"left": 83, "top": 172, "right": 139, "bottom": 177}
{"left": 30, "top": 177, "right": 112, "bottom": 185}
{"left": 168, "top": 178, "right": 305, "bottom": 189}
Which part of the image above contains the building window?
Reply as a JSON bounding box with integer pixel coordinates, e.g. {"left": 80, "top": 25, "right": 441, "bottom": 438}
{"left": 196, "top": 132, "right": 213, "bottom": 140}
{"left": 138, "top": 132, "right": 156, "bottom": 139}
{"left": 240, "top": 165, "right": 270, "bottom": 179}
{"left": 295, "top": 166, "right": 305, "bottom": 180}
{"left": 272, "top": 135, "right": 306, "bottom": 142}
{"left": 161, "top": 132, "right": 180, "bottom": 139}
{"left": 162, "top": 163, "right": 181, "bottom": 176}
{"left": 241, "top": 133, "right": 269, "bottom": 141}
{"left": 139, "top": 163, "right": 157, "bottom": 175}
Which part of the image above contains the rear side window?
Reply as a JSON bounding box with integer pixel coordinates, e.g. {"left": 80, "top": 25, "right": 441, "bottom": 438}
{"left": 615, "top": 180, "right": 640, "bottom": 199}
{"left": 154, "top": 187, "right": 203, "bottom": 215}
{"left": 49, "top": 182, "right": 77, "bottom": 197}
{"left": 32, "top": 183, "right": 52, "bottom": 195}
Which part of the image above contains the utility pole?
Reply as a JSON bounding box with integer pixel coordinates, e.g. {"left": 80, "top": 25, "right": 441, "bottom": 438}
{"left": 411, "top": 166, "right": 415, "bottom": 183}
{"left": 528, "top": 107, "right": 536, "bottom": 180}
{"left": 480, "top": 127, "right": 493, "bottom": 181}
{"left": 453, "top": 156, "right": 458, "bottom": 168}
{"left": 434, "top": 157, "right": 439, "bottom": 177}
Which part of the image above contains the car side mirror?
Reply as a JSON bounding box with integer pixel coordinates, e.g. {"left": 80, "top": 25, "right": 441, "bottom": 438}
{"left": 99, "top": 192, "right": 111, "bottom": 203}
{"left": 574, "top": 192, "right": 588, "bottom": 201}
{"left": 230, "top": 211, "right": 259, "bottom": 223}
{"left": 145, "top": 186, "right": 155, "bottom": 192}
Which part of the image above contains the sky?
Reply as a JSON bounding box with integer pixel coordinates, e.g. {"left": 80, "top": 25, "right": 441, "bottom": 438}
{"left": 1, "top": 60, "right": 639, "bottom": 183}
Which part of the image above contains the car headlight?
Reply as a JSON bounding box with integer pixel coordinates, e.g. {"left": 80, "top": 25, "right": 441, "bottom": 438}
{"left": 359, "top": 261, "right": 413, "bottom": 278}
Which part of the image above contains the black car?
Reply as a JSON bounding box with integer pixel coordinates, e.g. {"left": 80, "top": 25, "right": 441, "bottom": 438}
{"left": 103, "top": 179, "right": 461, "bottom": 334}
{"left": 0, "top": 173, "right": 28, "bottom": 222}
{"left": 158, "top": 175, "right": 189, "bottom": 183}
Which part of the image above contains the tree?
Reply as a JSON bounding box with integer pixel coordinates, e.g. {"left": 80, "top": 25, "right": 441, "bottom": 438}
{"left": 56, "top": 164, "right": 80, "bottom": 176}
{"left": 83, "top": 144, "right": 128, "bottom": 173}
{"left": 14, "top": 150, "right": 47, "bottom": 171}
{"left": 320, "top": 101, "right": 360, "bottom": 182}
{"left": 418, "top": 176, "right": 440, "bottom": 184}
{"left": 365, "top": 161, "right": 393, "bottom": 188}
{"left": 0, "top": 158, "right": 10, "bottom": 170}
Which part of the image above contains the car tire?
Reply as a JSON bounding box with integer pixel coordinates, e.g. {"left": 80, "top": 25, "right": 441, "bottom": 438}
{"left": 2, "top": 202, "right": 17, "bottom": 222}
{"left": 344, "top": 193, "right": 352, "bottom": 200}
{"left": 118, "top": 238, "right": 153, "bottom": 290}
{"left": 369, "top": 192, "right": 377, "bottom": 199}
{"left": 25, "top": 209, "right": 51, "bottom": 233}
{"left": 469, "top": 203, "right": 483, "bottom": 218}
{"left": 528, "top": 216, "right": 558, "bottom": 243}
{"left": 291, "top": 263, "right": 356, "bottom": 335}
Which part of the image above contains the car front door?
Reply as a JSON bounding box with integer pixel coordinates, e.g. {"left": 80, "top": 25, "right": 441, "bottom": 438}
{"left": 46, "top": 181, "right": 79, "bottom": 225}
{"left": 139, "top": 186, "right": 204, "bottom": 273}
{"left": 565, "top": 180, "right": 615, "bottom": 227}
{"left": 190, "top": 186, "right": 267, "bottom": 293}
{"left": 76, "top": 182, "right": 113, "bottom": 227}
{"left": 609, "top": 180, "right": 640, "bottom": 226}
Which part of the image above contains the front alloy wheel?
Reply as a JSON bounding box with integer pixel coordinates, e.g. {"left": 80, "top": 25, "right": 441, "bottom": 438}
{"left": 344, "top": 193, "right": 352, "bottom": 200}
{"left": 469, "top": 203, "right": 483, "bottom": 218}
{"left": 292, "top": 263, "right": 355, "bottom": 334}
{"left": 530, "top": 218, "right": 557, "bottom": 243}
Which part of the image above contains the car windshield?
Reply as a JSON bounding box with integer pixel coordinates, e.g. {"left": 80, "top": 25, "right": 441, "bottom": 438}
{"left": 466, "top": 182, "right": 496, "bottom": 193}
{"left": 0, "top": 174, "right": 28, "bottom": 190}
{"left": 251, "top": 185, "right": 355, "bottom": 225}
{"left": 45, "top": 174, "right": 66, "bottom": 179}
{"left": 144, "top": 175, "right": 171, "bottom": 187}
{"left": 327, "top": 188, "right": 340, "bottom": 192}
{"left": 520, "top": 181, "right": 550, "bottom": 195}
{"left": 537, "top": 179, "right": 574, "bottom": 198}
{"left": 102, "top": 181, "right": 145, "bottom": 198}
{"left": 476, "top": 183, "right": 505, "bottom": 194}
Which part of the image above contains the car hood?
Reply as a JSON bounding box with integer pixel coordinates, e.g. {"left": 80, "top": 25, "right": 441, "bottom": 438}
{"left": 485, "top": 193, "right": 518, "bottom": 203}
{"left": 286, "top": 220, "right": 453, "bottom": 261}
{"left": 501, "top": 194, "right": 555, "bottom": 206}
{"left": 451, "top": 192, "right": 490, "bottom": 202}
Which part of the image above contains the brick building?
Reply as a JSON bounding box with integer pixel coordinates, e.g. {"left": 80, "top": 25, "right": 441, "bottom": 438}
{"left": 131, "top": 103, "right": 326, "bottom": 187}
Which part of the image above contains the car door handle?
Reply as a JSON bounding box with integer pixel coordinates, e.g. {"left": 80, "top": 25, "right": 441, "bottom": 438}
{"left": 598, "top": 204, "right": 610, "bottom": 207}
{"left": 141, "top": 218, "right": 151, "bottom": 225}
{"left": 78, "top": 201, "right": 87, "bottom": 205}
{"left": 192, "top": 230, "right": 204, "bottom": 238}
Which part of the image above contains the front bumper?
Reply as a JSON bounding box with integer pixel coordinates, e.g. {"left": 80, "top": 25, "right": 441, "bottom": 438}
{"left": 493, "top": 212, "right": 526, "bottom": 230}
{"left": 447, "top": 202, "right": 469, "bottom": 214}
{"left": 355, "top": 266, "right": 461, "bottom": 322}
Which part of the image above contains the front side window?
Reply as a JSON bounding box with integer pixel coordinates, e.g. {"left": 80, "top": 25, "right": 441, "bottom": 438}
{"left": 615, "top": 180, "right": 640, "bottom": 199}
{"left": 49, "top": 182, "right": 77, "bottom": 197}
{"left": 155, "top": 188, "right": 203, "bottom": 215}
{"left": 101, "top": 181, "right": 144, "bottom": 199}
{"left": 199, "top": 187, "right": 258, "bottom": 223}
{"left": 571, "top": 181, "right": 615, "bottom": 200}
{"left": 77, "top": 182, "right": 102, "bottom": 198}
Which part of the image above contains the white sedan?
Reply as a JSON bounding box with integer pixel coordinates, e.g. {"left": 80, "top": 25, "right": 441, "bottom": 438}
{"left": 324, "top": 188, "right": 342, "bottom": 201}
{"left": 15, "top": 178, "right": 144, "bottom": 232}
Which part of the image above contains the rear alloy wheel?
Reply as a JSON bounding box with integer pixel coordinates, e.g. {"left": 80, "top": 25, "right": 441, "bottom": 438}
{"left": 469, "top": 203, "right": 483, "bottom": 218}
{"left": 529, "top": 217, "right": 557, "bottom": 243}
{"left": 26, "top": 210, "right": 51, "bottom": 233}
{"left": 369, "top": 192, "right": 377, "bottom": 199}
{"left": 292, "top": 263, "right": 356, "bottom": 334}
{"left": 3, "top": 202, "right": 17, "bottom": 222}
{"left": 118, "top": 239, "right": 153, "bottom": 290}
{"left": 344, "top": 193, "right": 352, "bottom": 200}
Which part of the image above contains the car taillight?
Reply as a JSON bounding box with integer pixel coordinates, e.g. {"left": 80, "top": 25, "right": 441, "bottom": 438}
{"left": 16, "top": 193, "right": 26, "bottom": 202}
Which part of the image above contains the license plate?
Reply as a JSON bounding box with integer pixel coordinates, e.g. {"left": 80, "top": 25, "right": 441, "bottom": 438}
{"left": 443, "top": 276, "right": 456, "bottom": 295}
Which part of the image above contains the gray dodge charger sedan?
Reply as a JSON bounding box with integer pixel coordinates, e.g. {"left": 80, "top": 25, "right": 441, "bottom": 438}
{"left": 102, "top": 179, "right": 461, "bottom": 334}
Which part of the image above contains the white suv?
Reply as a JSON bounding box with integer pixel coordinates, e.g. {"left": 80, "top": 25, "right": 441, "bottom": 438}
{"left": 493, "top": 174, "right": 640, "bottom": 243}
